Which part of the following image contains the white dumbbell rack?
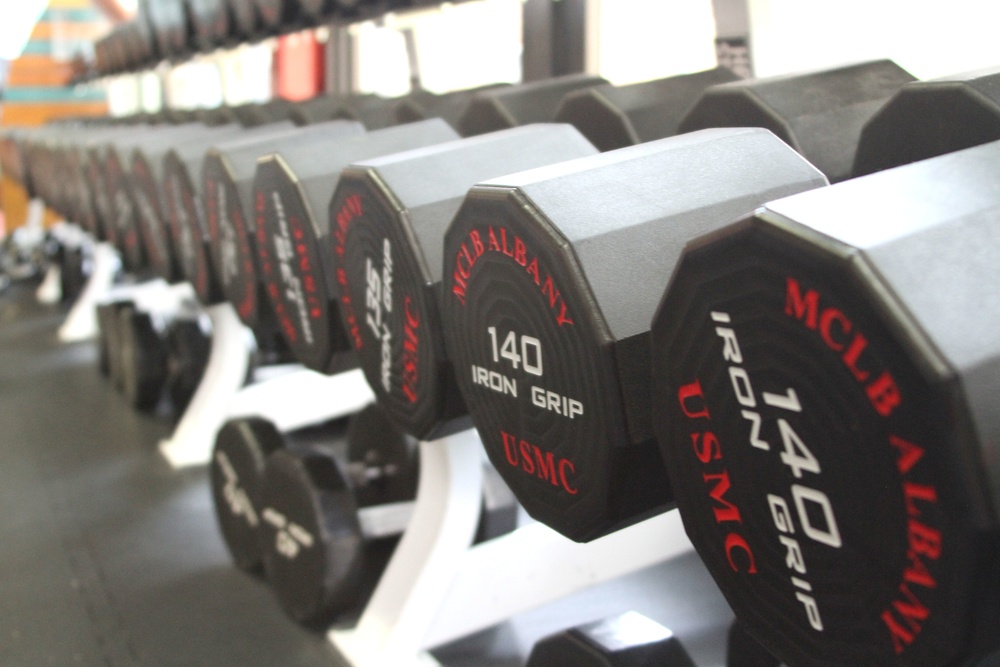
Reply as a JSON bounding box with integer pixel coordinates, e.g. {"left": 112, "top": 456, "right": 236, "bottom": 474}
{"left": 159, "top": 301, "right": 376, "bottom": 467}
{"left": 331, "top": 430, "right": 694, "bottom": 666}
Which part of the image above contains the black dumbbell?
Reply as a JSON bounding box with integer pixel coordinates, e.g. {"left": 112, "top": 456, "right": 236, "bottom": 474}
{"left": 554, "top": 67, "right": 739, "bottom": 152}
{"left": 727, "top": 620, "right": 780, "bottom": 667}
{"left": 650, "top": 139, "right": 1000, "bottom": 667}
{"left": 853, "top": 65, "right": 1000, "bottom": 177}
{"left": 328, "top": 123, "right": 597, "bottom": 440}
{"left": 526, "top": 612, "right": 695, "bottom": 667}
{"left": 439, "top": 128, "right": 827, "bottom": 543}
{"left": 457, "top": 73, "right": 607, "bottom": 137}
{"left": 146, "top": 0, "right": 191, "bottom": 60}
{"left": 392, "top": 84, "right": 509, "bottom": 127}
{"left": 202, "top": 119, "right": 365, "bottom": 324}
{"left": 256, "top": 403, "right": 518, "bottom": 627}
{"left": 157, "top": 121, "right": 289, "bottom": 297}
{"left": 115, "top": 299, "right": 210, "bottom": 412}
{"left": 186, "top": 0, "right": 232, "bottom": 52}
{"left": 678, "top": 59, "right": 916, "bottom": 183}
{"left": 253, "top": 118, "right": 459, "bottom": 374}
{"left": 117, "top": 305, "right": 170, "bottom": 409}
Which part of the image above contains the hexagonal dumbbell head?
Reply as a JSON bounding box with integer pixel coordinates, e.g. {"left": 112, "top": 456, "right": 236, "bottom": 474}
{"left": 202, "top": 120, "right": 364, "bottom": 327}
{"left": 162, "top": 121, "right": 296, "bottom": 302}
{"left": 253, "top": 118, "right": 459, "bottom": 374}
{"left": 457, "top": 73, "right": 607, "bottom": 137}
{"left": 441, "top": 128, "right": 827, "bottom": 542}
{"left": 554, "top": 67, "right": 739, "bottom": 152}
{"left": 329, "top": 124, "right": 597, "bottom": 440}
{"left": 651, "top": 139, "right": 1000, "bottom": 667}
{"left": 678, "top": 59, "right": 916, "bottom": 183}
{"left": 854, "top": 65, "right": 1000, "bottom": 176}
{"left": 526, "top": 612, "right": 695, "bottom": 667}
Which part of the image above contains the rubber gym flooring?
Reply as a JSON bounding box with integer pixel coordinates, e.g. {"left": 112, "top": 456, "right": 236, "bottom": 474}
{"left": 0, "top": 279, "right": 734, "bottom": 667}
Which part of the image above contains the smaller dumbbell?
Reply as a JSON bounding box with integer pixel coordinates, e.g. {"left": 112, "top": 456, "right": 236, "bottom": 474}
{"left": 254, "top": 404, "right": 517, "bottom": 627}
{"left": 526, "top": 611, "right": 695, "bottom": 667}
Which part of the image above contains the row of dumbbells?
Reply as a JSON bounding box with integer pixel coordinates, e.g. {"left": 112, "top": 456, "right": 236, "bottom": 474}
{"left": 93, "top": 0, "right": 471, "bottom": 75}
{"left": 8, "top": 58, "right": 1000, "bottom": 666}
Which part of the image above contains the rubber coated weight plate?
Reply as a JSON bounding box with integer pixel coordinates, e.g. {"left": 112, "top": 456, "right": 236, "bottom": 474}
{"left": 853, "top": 65, "right": 1000, "bottom": 176}
{"left": 160, "top": 123, "right": 275, "bottom": 299}
{"left": 330, "top": 124, "right": 597, "bottom": 440}
{"left": 202, "top": 119, "right": 364, "bottom": 326}
{"left": 678, "top": 59, "right": 916, "bottom": 183}
{"left": 554, "top": 67, "right": 739, "bottom": 152}
{"left": 118, "top": 308, "right": 170, "bottom": 410}
{"left": 211, "top": 417, "right": 287, "bottom": 572}
{"left": 345, "top": 403, "right": 418, "bottom": 508}
{"left": 260, "top": 448, "right": 368, "bottom": 627}
{"left": 165, "top": 317, "right": 211, "bottom": 413}
{"left": 253, "top": 118, "right": 458, "bottom": 373}
{"left": 457, "top": 73, "right": 607, "bottom": 137}
{"left": 650, "top": 140, "right": 1000, "bottom": 667}
{"left": 526, "top": 612, "right": 695, "bottom": 667}
{"left": 441, "top": 128, "right": 826, "bottom": 543}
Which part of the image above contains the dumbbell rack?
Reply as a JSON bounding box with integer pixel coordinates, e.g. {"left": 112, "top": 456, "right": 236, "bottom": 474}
{"left": 331, "top": 431, "right": 694, "bottom": 666}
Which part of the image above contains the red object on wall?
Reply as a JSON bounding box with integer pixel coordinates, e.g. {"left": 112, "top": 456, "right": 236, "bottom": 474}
{"left": 274, "top": 30, "right": 325, "bottom": 101}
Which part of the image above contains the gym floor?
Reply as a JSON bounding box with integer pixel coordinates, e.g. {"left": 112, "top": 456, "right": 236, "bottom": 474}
{"left": 0, "top": 279, "right": 734, "bottom": 667}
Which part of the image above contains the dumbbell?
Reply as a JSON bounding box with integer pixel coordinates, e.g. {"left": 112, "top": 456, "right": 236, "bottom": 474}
{"left": 201, "top": 118, "right": 364, "bottom": 323}
{"left": 130, "top": 124, "right": 238, "bottom": 283}
{"left": 649, "top": 139, "right": 1000, "bottom": 667}
{"left": 255, "top": 403, "right": 519, "bottom": 627}
{"left": 853, "top": 65, "right": 1000, "bottom": 176}
{"left": 159, "top": 117, "right": 301, "bottom": 302}
{"left": 102, "top": 122, "right": 227, "bottom": 274}
{"left": 146, "top": 0, "right": 191, "bottom": 60}
{"left": 457, "top": 73, "right": 607, "bottom": 137}
{"left": 392, "top": 84, "right": 510, "bottom": 126}
{"left": 678, "top": 59, "right": 916, "bottom": 183}
{"left": 253, "top": 118, "right": 459, "bottom": 374}
{"left": 554, "top": 67, "right": 740, "bottom": 152}
{"left": 526, "top": 612, "right": 695, "bottom": 667}
{"left": 328, "top": 123, "right": 598, "bottom": 440}
{"left": 186, "top": 0, "right": 233, "bottom": 51}
{"left": 439, "top": 128, "right": 827, "bottom": 543}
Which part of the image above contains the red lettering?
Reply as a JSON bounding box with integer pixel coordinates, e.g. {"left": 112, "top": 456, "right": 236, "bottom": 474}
{"left": 526, "top": 258, "right": 540, "bottom": 285}
{"left": 785, "top": 277, "right": 819, "bottom": 329}
{"left": 842, "top": 333, "right": 871, "bottom": 382}
{"left": 819, "top": 307, "right": 850, "bottom": 352}
{"left": 470, "top": 230, "right": 484, "bottom": 258}
{"left": 882, "top": 609, "right": 915, "bottom": 655}
{"left": 514, "top": 237, "right": 527, "bottom": 266}
{"left": 867, "top": 371, "right": 901, "bottom": 417}
{"left": 559, "top": 459, "right": 578, "bottom": 495}
{"left": 902, "top": 482, "right": 937, "bottom": 518}
{"left": 678, "top": 379, "right": 711, "bottom": 420}
{"left": 533, "top": 446, "right": 557, "bottom": 486}
{"left": 501, "top": 227, "right": 514, "bottom": 257}
{"left": 889, "top": 434, "right": 924, "bottom": 475}
{"left": 902, "top": 549, "right": 937, "bottom": 589}
{"left": 541, "top": 275, "right": 560, "bottom": 309}
{"left": 502, "top": 431, "right": 518, "bottom": 467}
{"left": 487, "top": 226, "right": 500, "bottom": 252}
{"left": 555, "top": 300, "right": 574, "bottom": 327}
{"left": 724, "top": 533, "right": 758, "bottom": 573}
{"left": 520, "top": 440, "right": 535, "bottom": 474}
{"left": 692, "top": 431, "right": 722, "bottom": 464}
{"left": 908, "top": 520, "right": 941, "bottom": 560}
{"left": 703, "top": 471, "right": 741, "bottom": 524}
